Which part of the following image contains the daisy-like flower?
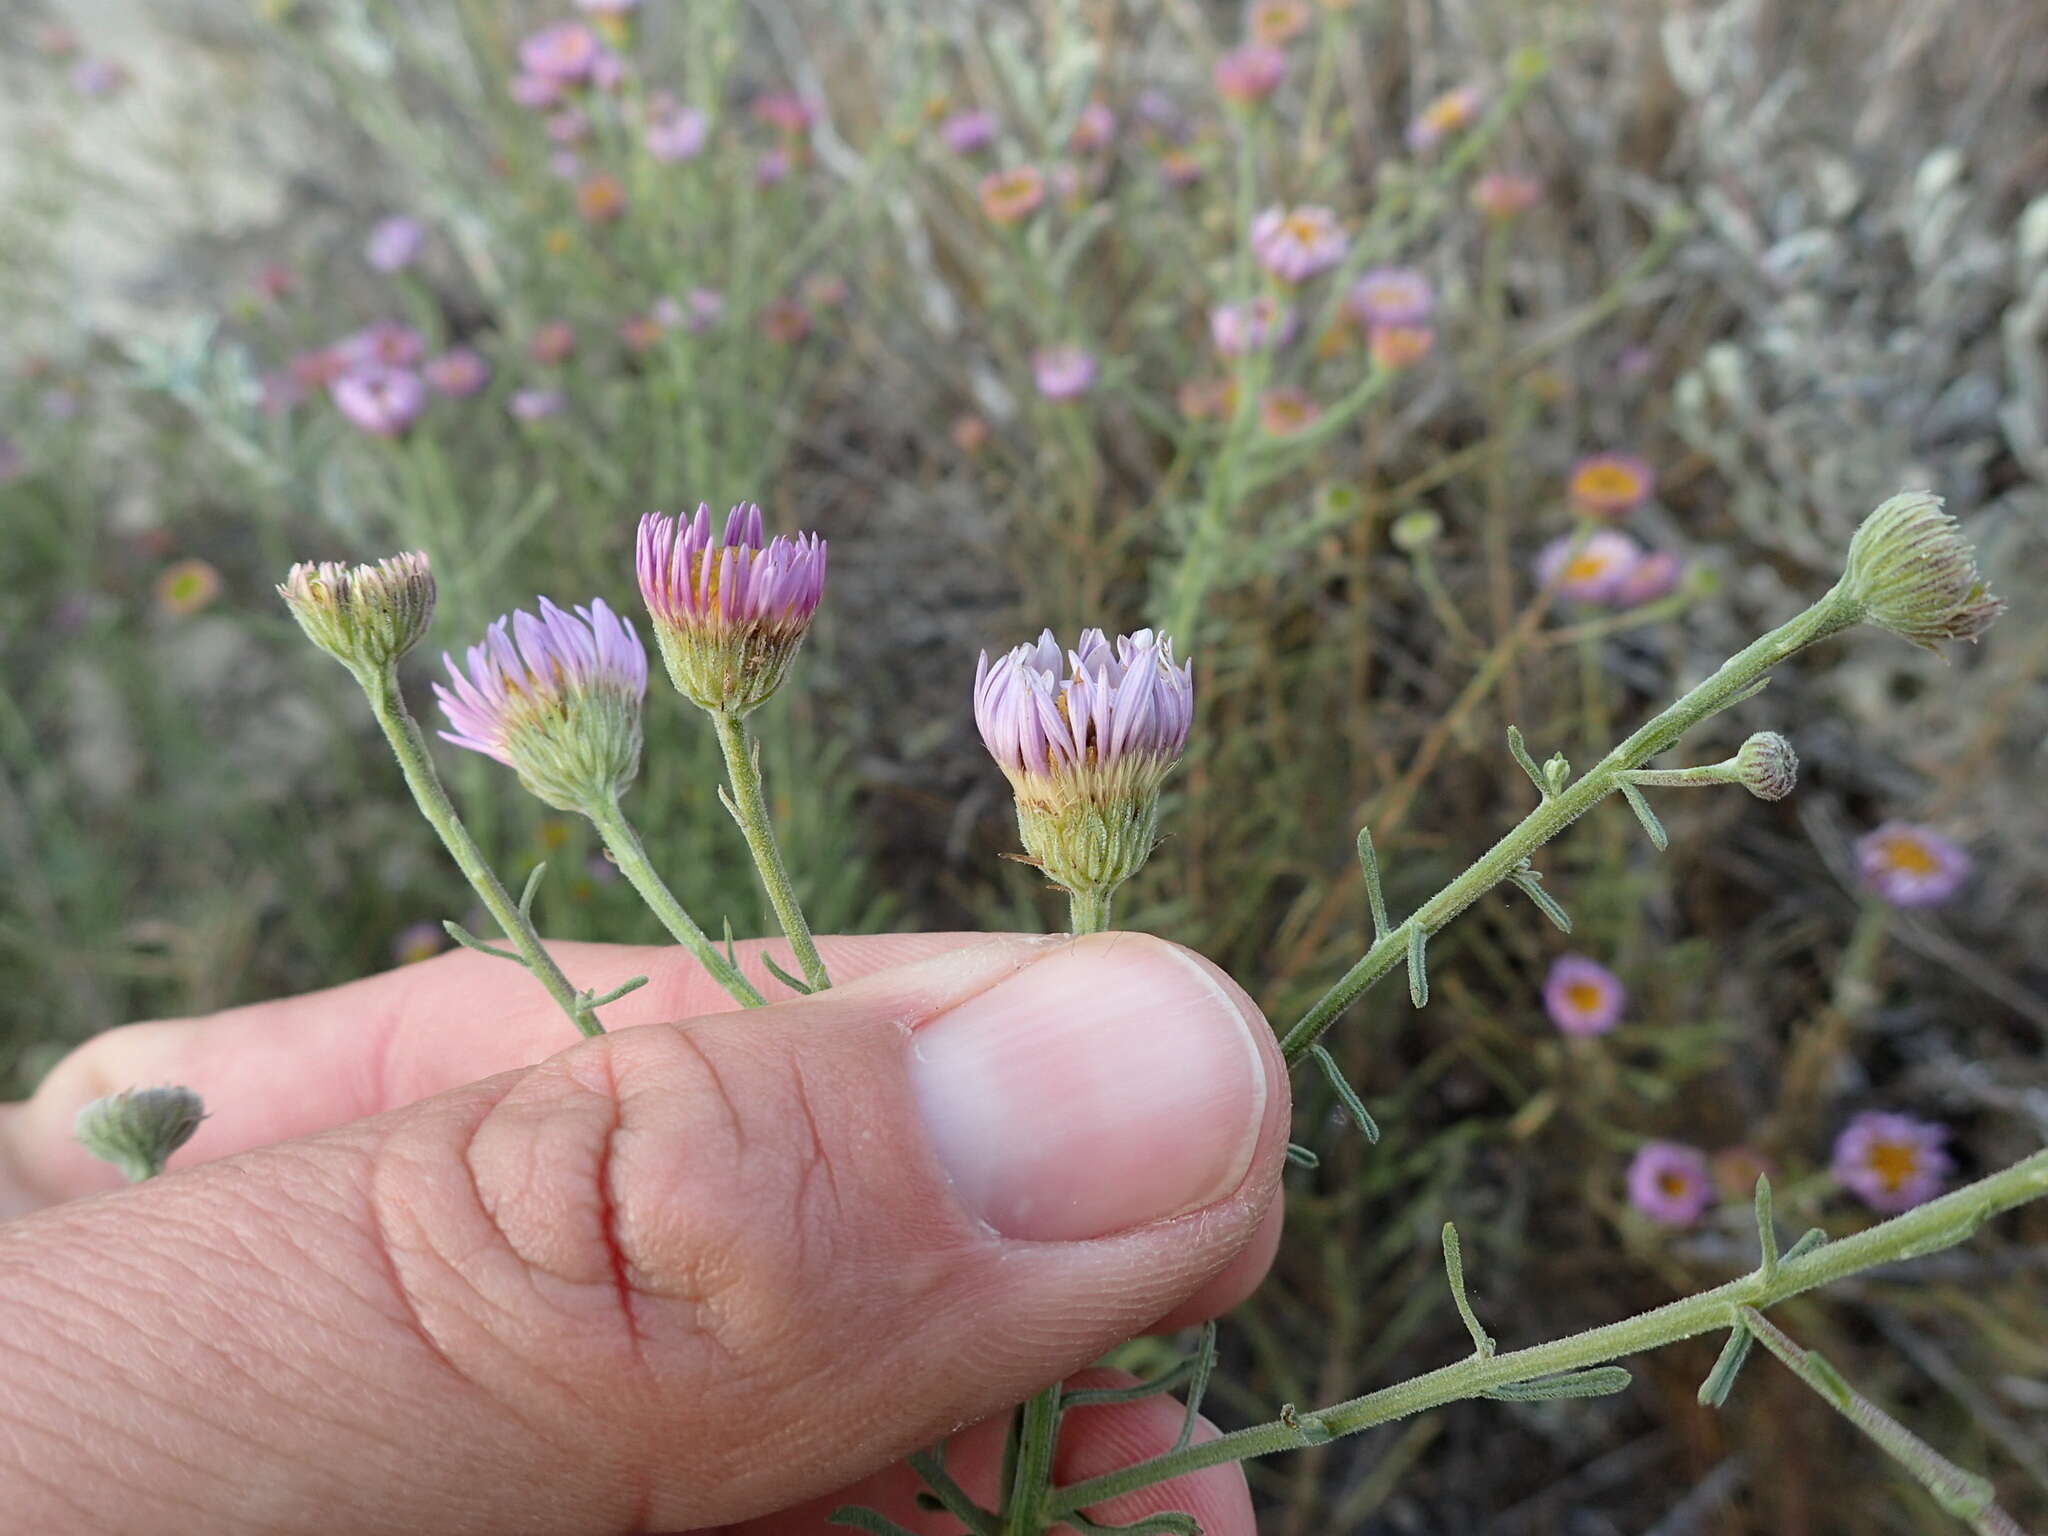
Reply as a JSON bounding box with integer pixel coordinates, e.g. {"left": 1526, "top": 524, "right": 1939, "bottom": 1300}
{"left": 1210, "top": 297, "right": 1298, "bottom": 357}
{"left": 1247, "top": 0, "right": 1313, "bottom": 45}
{"left": 1610, "top": 550, "right": 1683, "bottom": 607}
{"left": 1568, "top": 453, "right": 1656, "bottom": 519}
{"left": 756, "top": 150, "right": 791, "bottom": 187}
{"left": 1855, "top": 822, "right": 1971, "bottom": 907}
{"left": 1346, "top": 267, "right": 1435, "bottom": 327}
{"left": 278, "top": 552, "right": 436, "bottom": 672}
{"left": 1626, "top": 1142, "right": 1712, "bottom": 1228}
{"left": 155, "top": 559, "right": 224, "bottom": 618}
{"left": 1033, "top": 345, "right": 1097, "bottom": 401}
{"left": 1406, "top": 84, "right": 1482, "bottom": 152}
{"left": 752, "top": 92, "right": 817, "bottom": 135}
{"left": 637, "top": 504, "right": 828, "bottom": 717}
{"left": 979, "top": 166, "right": 1047, "bottom": 224}
{"left": 341, "top": 320, "right": 426, "bottom": 370}
{"left": 646, "top": 102, "right": 707, "bottom": 161}
{"left": 1069, "top": 100, "right": 1117, "bottom": 154}
{"left": 941, "top": 109, "right": 997, "bottom": 154}
{"left": 424, "top": 348, "right": 491, "bottom": 399}
{"left": 392, "top": 921, "right": 449, "bottom": 966}
{"left": 519, "top": 22, "right": 601, "bottom": 85}
{"left": 1472, "top": 171, "right": 1543, "bottom": 220}
{"left": 364, "top": 215, "right": 425, "bottom": 274}
{"left": 1250, "top": 205, "right": 1347, "bottom": 284}
{"left": 530, "top": 321, "right": 578, "bottom": 365}
{"left": 330, "top": 366, "right": 426, "bottom": 438}
{"left": 435, "top": 598, "right": 646, "bottom": 814}
{"left": 1258, "top": 387, "right": 1320, "bottom": 436}
{"left": 576, "top": 172, "right": 628, "bottom": 223}
{"left": 1367, "top": 324, "right": 1436, "bottom": 371}
{"left": 510, "top": 72, "right": 563, "bottom": 109}
{"left": 682, "top": 287, "right": 725, "bottom": 332}
{"left": 509, "top": 388, "right": 565, "bottom": 423}
{"left": 1542, "top": 953, "right": 1624, "bottom": 1036}
{"left": 1537, "top": 530, "right": 1643, "bottom": 603}
{"left": 1831, "top": 1111, "right": 1953, "bottom": 1213}
{"left": 974, "top": 629, "right": 1194, "bottom": 902}
{"left": 1214, "top": 44, "right": 1287, "bottom": 105}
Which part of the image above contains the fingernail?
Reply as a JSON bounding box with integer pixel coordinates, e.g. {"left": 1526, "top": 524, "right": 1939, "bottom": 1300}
{"left": 909, "top": 933, "right": 1269, "bottom": 1242}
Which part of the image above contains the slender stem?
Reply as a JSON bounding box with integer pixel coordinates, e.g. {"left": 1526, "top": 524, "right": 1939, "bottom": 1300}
{"left": 1046, "top": 1147, "right": 2048, "bottom": 1517}
{"left": 586, "top": 796, "right": 766, "bottom": 1008}
{"left": 1279, "top": 584, "right": 1863, "bottom": 1064}
{"left": 710, "top": 710, "right": 831, "bottom": 992}
{"left": 1067, "top": 887, "right": 1112, "bottom": 936}
{"left": 359, "top": 668, "right": 603, "bottom": 1038}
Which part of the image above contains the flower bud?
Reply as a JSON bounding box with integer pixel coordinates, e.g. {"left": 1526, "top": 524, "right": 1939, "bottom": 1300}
{"left": 1391, "top": 509, "right": 1442, "bottom": 552}
{"left": 1733, "top": 731, "right": 1798, "bottom": 801}
{"left": 434, "top": 597, "right": 646, "bottom": 814}
{"left": 75, "top": 1085, "right": 206, "bottom": 1182}
{"left": 974, "top": 628, "right": 1194, "bottom": 899}
{"left": 1839, "top": 491, "right": 2004, "bottom": 650}
{"left": 636, "top": 504, "right": 827, "bottom": 717}
{"left": 278, "top": 552, "right": 437, "bottom": 671}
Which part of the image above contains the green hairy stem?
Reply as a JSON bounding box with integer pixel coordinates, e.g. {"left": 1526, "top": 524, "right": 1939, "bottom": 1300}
{"left": 586, "top": 795, "right": 766, "bottom": 1009}
{"left": 711, "top": 710, "right": 832, "bottom": 993}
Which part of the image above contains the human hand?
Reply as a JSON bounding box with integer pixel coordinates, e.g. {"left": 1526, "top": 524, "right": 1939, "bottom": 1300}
{"left": 0, "top": 931, "right": 1288, "bottom": 1533}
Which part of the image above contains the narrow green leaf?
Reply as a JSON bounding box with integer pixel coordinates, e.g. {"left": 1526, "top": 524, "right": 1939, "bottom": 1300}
{"left": 1406, "top": 925, "right": 1429, "bottom": 1007}
{"left": 1783, "top": 1228, "right": 1827, "bottom": 1263}
{"left": 586, "top": 974, "right": 649, "bottom": 1008}
{"left": 442, "top": 920, "right": 523, "bottom": 964}
{"left": 1697, "top": 1323, "right": 1756, "bottom": 1408}
{"left": 1441, "top": 1222, "right": 1494, "bottom": 1358}
{"left": 1065, "top": 1513, "right": 1203, "bottom": 1536}
{"left": 1618, "top": 780, "right": 1669, "bottom": 852}
{"left": 518, "top": 862, "right": 547, "bottom": 922}
{"left": 1754, "top": 1174, "right": 1780, "bottom": 1280}
{"left": 1173, "top": 1322, "right": 1217, "bottom": 1453}
{"left": 1506, "top": 865, "right": 1573, "bottom": 934}
{"left": 1309, "top": 1044, "right": 1382, "bottom": 1144}
{"left": 1062, "top": 1356, "right": 1198, "bottom": 1409}
{"left": 1485, "top": 1366, "right": 1632, "bottom": 1402}
{"left": 761, "top": 951, "right": 814, "bottom": 995}
{"left": 1506, "top": 726, "right": 1550, "bottom": 800}
{"left": 905, "top": 1448, "right": 999, "bottom": 1536}
{"left": 1356, "top": 826, "right": 1391, "bottom": 941}
{"left": 1286, "top": 1142, "right": 1322, "bottom": 1169}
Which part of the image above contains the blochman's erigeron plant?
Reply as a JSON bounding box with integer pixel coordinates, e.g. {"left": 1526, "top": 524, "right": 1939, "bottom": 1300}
{"left": 68, "top": 485, "right": 2042, "bottom": 1534}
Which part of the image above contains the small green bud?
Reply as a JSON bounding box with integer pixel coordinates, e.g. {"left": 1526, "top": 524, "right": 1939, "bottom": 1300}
{"left": 1734, "top": 732, "right": 1799, "bottom": 801}
{"left": 279, "top": 552, "right": 437, "bottom": 671}
{"left": 1391, "top": 510, "right": 1443, "bottom": 552}
{"left": 1839, "top": 492, "right": 2004, "bottom": 650}
{"left": 75, "top": 1085, "right": 206, "bottom": 1182}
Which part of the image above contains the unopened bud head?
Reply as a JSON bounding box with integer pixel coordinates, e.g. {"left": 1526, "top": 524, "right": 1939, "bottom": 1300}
{"left": 75, "top": 1085, "right": 206, "bottom": 1182}
{"left": 278, "top": 552, "right": 436, "bottom": 671}
{"left": 1391, "top": 509, "right": 1442, "bottom": 552}
{"left": 1734, "top": 732, "right": 1798, "bottom": 801}
{"left": 1840, "top": 492, "right": 2004, "bottom": 651}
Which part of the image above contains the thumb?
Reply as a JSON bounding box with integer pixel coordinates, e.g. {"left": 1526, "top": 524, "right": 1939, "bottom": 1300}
{"left": 0, "top": 932, "right": 1286, "bottom": 1534}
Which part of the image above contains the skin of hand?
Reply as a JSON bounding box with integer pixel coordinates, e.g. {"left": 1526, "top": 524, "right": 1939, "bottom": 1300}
{"left": 0, "top": 930, "right": 1290, "bottom": 1534}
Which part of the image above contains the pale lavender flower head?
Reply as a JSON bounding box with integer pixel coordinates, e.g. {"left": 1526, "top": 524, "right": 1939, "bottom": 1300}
{"left": 646, "top": 103, "right": 707, "bottom": 161}
{"left": 435, "top": 598, "right": 646, "bottom": 813}
{"left": 330, "top": 366, "right": 425, "bottom": 438}
{"left": 1250, "top": 205, "right": 1347, "bottom": 284}
{"left": 752, "top": 92, "right": 816, "bottom": 134}
{"left": 71, "top": 57, "right": 128, "bottom": 99}
{"left": 590, "top": 50, "right": 627, "bottom": 92}
{"left": 1831, "top": 1111, "right": 1952, "bottom": 1213}
{"left": 365, "top": 215, "right": 425, "bottom": 274}
{"left": 1543, "top": 953, "right": 1624, "bottom": 1036}
{"left": 1346, "top": 267, "right": 1435, "bottom": 327}
{"left": 1210, "top": 296, "right": 1297, "bottom": 357}
{"left": 340, "top": 320, "right": 425, "bottom": 370}
{"left": 1214, "top": 44, "right": 1286, "bottom": 106}
{"left": 756, "top": 149, "right": 791, "bottom": 187}
{"left": 1069, "top": 100, "right": 1117, "bottom": 154}
{"left": 1406, "top": 84, "right": 1482, "bottom": 151}
{"left": 1627, "top": 1142, "right": 1712, "bottom": 1228}
{"left": 550, "top": 150, "right": 583, "bottom": 180}
{"left": 1033, "top": 345, "right": 1097, "bottom": 401}
{"left": 1537, "top": 530, "right": 1643, "bottom": 604}
{"left": 941, "top": 109, "right": 998, "bottom": 155}
{"left": 974, "top": 629, "right": 1194, "bottom": 899}
{"left": 510, "top": 72, "right": 564, "bottom": 109}
{"left": 546, "top": 106, "right": 592, "bottom": 144}
{"left": 1856, "top": 823, "right": 1971, "bottom": 908}
{"left": 636, "top": 503, "right": 828, "bottom": 715}
{"left": 1568, "top": 452, "right": 1656, "bottom": 519}
{"left": 510, "top": 388, "right": 565, "bottom": 423}
{"left": 683, "top": 287, "right": 725, "bottom": 332}
{"left": 1610, "top": 550, "right": 1682, "bottom": 608}
{"left": 424, "top": 348, "right": 491, "bottom": 399}
{"left": 519, "top": 22, "right": 601, "bottom": 84}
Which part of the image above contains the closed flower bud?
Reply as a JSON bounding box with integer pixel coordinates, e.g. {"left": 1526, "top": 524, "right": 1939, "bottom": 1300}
{"left": 75, "top": 1085, "right": 206, "bottom": 1182}
{"left": 636, "top": 504, "right": 827, "bottom": 717}
{"left": 974, "top": 628, "right": 1193, "bottom": 900}
{"left": 1734, "top": 731, "right": 1798, "bottom": 801}
{"left": 1391, "top": 509, "right": 1442, "bottom": 552}
{"left": 1839, "top": 491, "right": 2004, "bottom": 650}
{"left": 278, "top": 552, "right": 437, "bottom": 672}
{"left": 434, "top": 597, "right": 647, "bottom": 814}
